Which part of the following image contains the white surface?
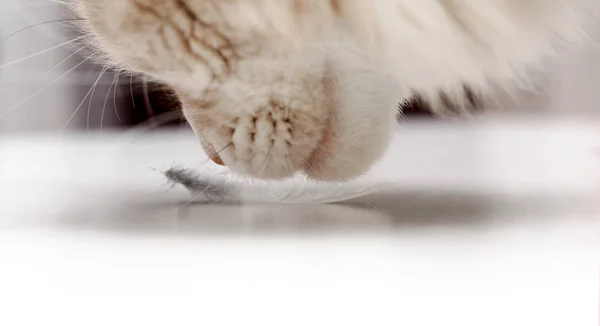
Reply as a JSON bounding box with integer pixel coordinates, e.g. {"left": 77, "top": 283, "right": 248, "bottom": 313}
{"left": 0, "top": 119, "right": 599, "bottom": 326}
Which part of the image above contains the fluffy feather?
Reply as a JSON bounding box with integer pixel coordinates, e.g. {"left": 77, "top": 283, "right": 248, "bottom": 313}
{"left": 162, "top": 166, "right": 386, "bottom": 204}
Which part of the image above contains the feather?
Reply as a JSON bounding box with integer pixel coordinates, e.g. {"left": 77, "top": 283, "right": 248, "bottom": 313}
{"left": 161, "top": 166, "right": 386, "bottom": 204}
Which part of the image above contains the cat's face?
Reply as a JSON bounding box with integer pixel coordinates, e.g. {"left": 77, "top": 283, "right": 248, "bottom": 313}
{"left": 77, "top": 0, "right": 400, "bottom": 181}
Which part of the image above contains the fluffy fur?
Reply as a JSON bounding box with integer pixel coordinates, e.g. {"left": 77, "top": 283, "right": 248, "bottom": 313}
{"left": 162, "top": 166, "right": 386, "bottom": 204}
{"left": 75, "top": 0, "right": 598, "bottom": 181}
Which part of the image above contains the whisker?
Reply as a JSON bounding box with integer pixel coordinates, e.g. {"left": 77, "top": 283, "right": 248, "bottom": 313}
{"left": 300, "top": 156, "right": 320, "bottom": 177}
{"left": 101, "top": 74, "right": 119, "bottom": 132}
{"left": 0, "top": 35, "right": 88, "bottom": 69}
{"left": 0, "top": 52, "right": 96, "bottom": 120}
{"left": 214, "top": 142, "right": 233, "bottom": 157}
{"left": 22, "top": 0, "right": 74, "bottom": 6}
{"left": 86, "top": 64, "right": 111, "bottom": 132}
{"left": 47, "top": 0, "right": 75, "bottom": 6}
{"left": 2, "top": 1, "right": 72, "bottom": 17}
{"left": 117, "top": 111, "right": 185, "bottom": 137}
{"left": 38, "top": 44, "right": 87, "bottom": 80}
{"left": 0, "top": 18, "right": 85, "bottom": 45}
{"left": 113, "top": 72, "right": 123, "bottom": 122}
{"left": 200, "top": 128, "right": 233, "bottom": 164}
{"left": 142, "top": 75, "right": 155, "bottom": 119}
{"left": 129, "top": 74, "right": 137, "bottom": 110}
{"left": 60, "top": 58, "right": 107, "bottom": 130}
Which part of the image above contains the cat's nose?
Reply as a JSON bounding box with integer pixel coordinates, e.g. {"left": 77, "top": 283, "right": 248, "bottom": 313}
{"left": 200, "top": 138, "right": 225, "bottom": 166}
{"left": 210, "top": 154, "right": 225, "bottom": 166}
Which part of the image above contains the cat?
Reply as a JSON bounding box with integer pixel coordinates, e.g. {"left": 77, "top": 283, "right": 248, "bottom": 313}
{"left": 74, "top": 0, "right": 598, "bottom": 181}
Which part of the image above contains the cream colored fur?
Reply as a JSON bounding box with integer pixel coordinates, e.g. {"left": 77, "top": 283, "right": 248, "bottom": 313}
{"left": 75, "top": 0, "right": 598, "bottom": 181}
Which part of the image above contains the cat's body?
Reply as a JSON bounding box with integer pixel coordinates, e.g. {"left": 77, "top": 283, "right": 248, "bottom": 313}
{"left": 76, "top": 0, "right": 598, "bottom": 181}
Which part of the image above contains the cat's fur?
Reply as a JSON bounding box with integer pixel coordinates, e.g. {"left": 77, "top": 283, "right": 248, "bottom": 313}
{"left": 75, "top": 0, "right": 598, "bottom": 181}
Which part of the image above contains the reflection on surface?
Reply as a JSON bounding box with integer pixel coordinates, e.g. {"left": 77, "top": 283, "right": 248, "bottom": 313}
{"left": 56, "top": 188, "right": 600, "bottom": 237}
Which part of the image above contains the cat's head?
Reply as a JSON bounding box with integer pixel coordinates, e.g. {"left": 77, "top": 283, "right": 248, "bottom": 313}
{"left": 76, "top": 0, "right": 399, "bottom": 181}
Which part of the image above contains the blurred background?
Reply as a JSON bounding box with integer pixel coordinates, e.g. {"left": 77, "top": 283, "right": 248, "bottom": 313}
{"left": 1, "top": 0, "right": 600, "bottom": 134}
{"left": 0, "top": 0, "right": 186, "bottom": 133}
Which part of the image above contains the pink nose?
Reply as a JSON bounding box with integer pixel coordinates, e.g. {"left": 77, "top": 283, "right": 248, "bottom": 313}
{"left": 209, "top": 154, "right": 225, "bottom": 166}
{"left": 200, "top": 139, "right": 225, "bottom": 166}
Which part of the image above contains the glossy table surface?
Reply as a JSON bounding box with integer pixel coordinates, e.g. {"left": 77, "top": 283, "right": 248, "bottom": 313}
{"left": 0, "top": 118, "right": 599, "bottom": 326}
